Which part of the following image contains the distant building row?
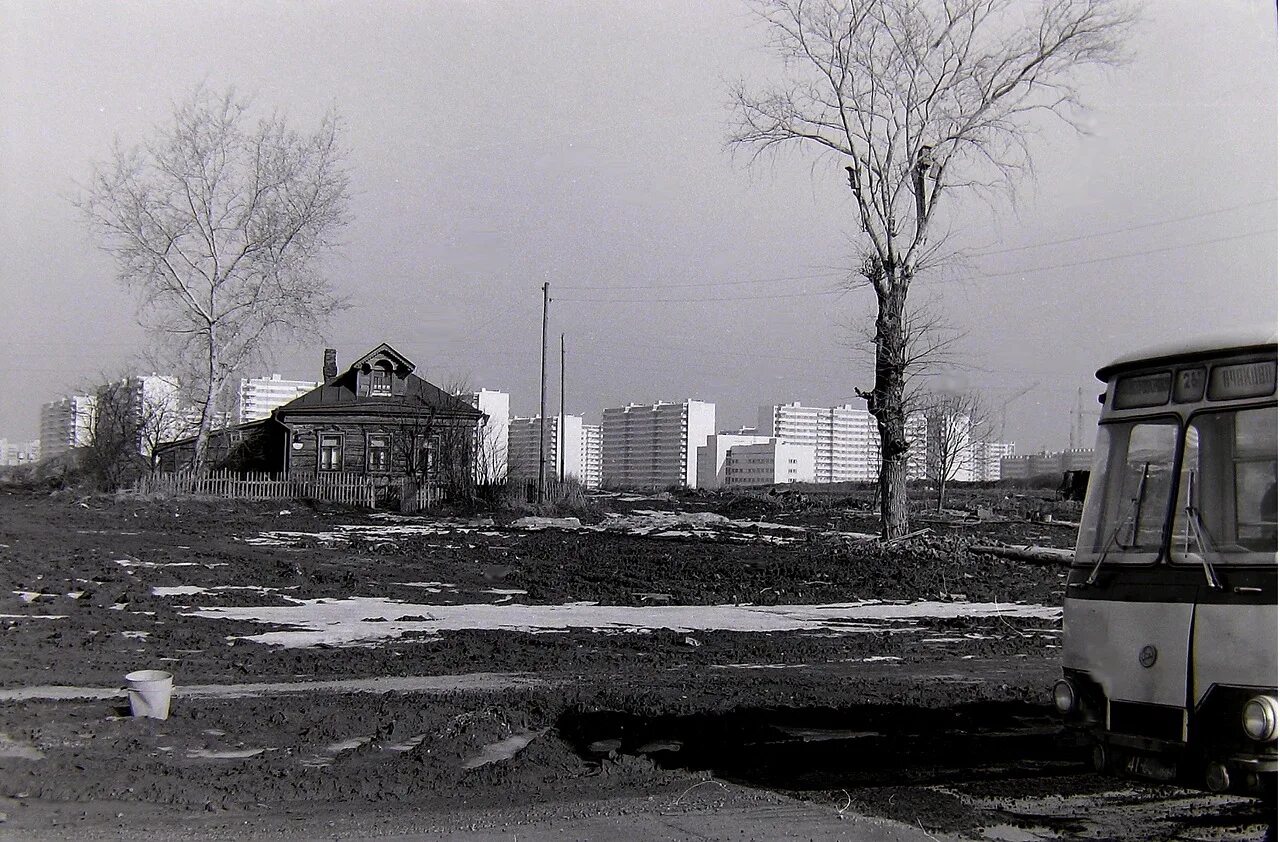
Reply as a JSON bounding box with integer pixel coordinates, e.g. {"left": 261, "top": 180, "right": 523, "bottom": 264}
{"left": 999, "top": 448, "right": 1095, "bottom": 480}
{"left": 32, "top": 358, "right": 1049, "bottom": 490}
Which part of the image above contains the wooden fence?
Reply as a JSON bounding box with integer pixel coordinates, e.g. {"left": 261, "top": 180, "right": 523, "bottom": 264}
{"left": 132, "top": 469, "right": 441, "bottom": 512}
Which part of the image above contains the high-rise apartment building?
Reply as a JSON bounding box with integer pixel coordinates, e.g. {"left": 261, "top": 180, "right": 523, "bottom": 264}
{"left": 580, "top": 424, "right": 602, "bottom": 489}
{"left": 39, "top": 394, "right": 97, "bottom": 460}
{"left": 238, "top": 374, "right": 319, "bottom": 423}
{"left": 102, "top": 375, "right": 190, "bottom": 458}
{"left": 971, "top": 440, "right": 1016, "bottom": 482}
{"left": 459, "top": 389, "right": 510, "bottom": 483}
{"left": 602, "top": 400, "right": 715, "bottom": 489}
{"left": 925, "top": 413, "right": 975, "bottom": 482}
{"left": 759, "top": 402, "right": 929, "bottom": 482}
{"left": 508, "top": 414, "right": 587, "bottom": 483}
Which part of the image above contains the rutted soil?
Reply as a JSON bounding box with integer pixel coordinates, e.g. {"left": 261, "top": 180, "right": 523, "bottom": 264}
{"left": 0, "top": 490, "right": 1267, "bottom": 839}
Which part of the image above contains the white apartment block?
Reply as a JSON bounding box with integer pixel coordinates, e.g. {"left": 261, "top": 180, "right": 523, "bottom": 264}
{"left": 696, "top": 432, "right": 774, "bottom": 489}
{"left": 971, "top": 440, "right": 1016, "bottom": 482}
{"left": 580, "top": 424, "right": 602, "bottom": 489}
{"left": 238, "top": 374, "right": 319, "bottom": 423}
{"left": 107, "top": 375, "right": 190, "bottom": 457}
{"left": 925, "top": 413, "right": 975, "bottom": 482}
{"left": 39, "top": 394, "right": 97, "bottom": 460}
{"left": 460, "top": 389, "right": 510, "bottom": 483}
{"left": 722, "top": 439, "right": 816, "bottom": 488}
{"left": 508, "top": 414, "right": 590, "bottom": 484}
{"left": 602, "top": 400, "right": 715, "bottom": 489}
{"left": 758, "top": 403, "right": 929, "bottom": 482}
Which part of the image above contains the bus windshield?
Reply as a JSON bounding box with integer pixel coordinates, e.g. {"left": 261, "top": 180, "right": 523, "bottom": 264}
{"left": 1076, "top": 419, "right": 1179, "bottom": 564}
{"left": 1170, "top": 405, "right": 1277, "bottom": 566}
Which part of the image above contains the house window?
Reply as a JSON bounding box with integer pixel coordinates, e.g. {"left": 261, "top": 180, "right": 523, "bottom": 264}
{"left": 368, "top": 434, "right": 390, "bottom": 472}
{"left": 319, "top": 434, "right": 342, "bottom": 471}
{"left": 370, "top": 365, "right": 393, "bottom": 396}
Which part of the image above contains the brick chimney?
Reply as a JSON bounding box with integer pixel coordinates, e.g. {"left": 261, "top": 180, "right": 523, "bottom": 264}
{"left": 322, "top": 348, "right": 337, "bottom": 382}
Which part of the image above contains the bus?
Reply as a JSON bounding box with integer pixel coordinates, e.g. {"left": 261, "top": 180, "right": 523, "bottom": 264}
{"left": 1052, "top": 330, "right": 1277, "bottom": 797}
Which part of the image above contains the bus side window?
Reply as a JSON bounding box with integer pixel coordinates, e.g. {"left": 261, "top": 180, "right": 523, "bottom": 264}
{"left": 1235, "top": 407, "right": 1278, "bottom": 550}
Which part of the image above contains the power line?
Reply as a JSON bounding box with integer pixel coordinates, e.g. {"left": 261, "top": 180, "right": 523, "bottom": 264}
{"left": 969, "top": 197, "right": 1277, "bottom": 258}
{"left": 552, "top": 198, "right": 1274, "bottom": 294}
{"left": 957, "top": 227, "right": 1275, "bottom": 282}
{"left": 556, "top": 287, "right": 848, "bottom": 304}
{"left": 556, "top": 270, "right": 848, "bottom": 292}
{"left": 557, "top": 226, "right": 1272, "bottom": 301}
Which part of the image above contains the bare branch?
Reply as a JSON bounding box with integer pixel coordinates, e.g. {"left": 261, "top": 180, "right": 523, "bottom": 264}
{"left": 78, "top": 86, "right": 351, "bottom": 468}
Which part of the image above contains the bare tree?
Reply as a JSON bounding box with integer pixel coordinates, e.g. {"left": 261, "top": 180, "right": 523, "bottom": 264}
{"left": 391, "top": 384, "right": 484, "bottom": 508}
{"left": 922, "top": 389, "right": 992, "bottom": 510}
{"left": 81, "top": 86, "right": 350, "bottom": 469}
{"left": 730, "top": 0, "right": 1133, "bottom": 537}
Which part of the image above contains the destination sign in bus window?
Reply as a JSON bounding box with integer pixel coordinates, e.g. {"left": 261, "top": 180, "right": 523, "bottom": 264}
{"left": 1173, "top": 368, "right": 1205, "bottom": 403}
{"left": 1208, "top": 360, "right": 1277, "bottom": 401}
{"left": 1113, "top": 371, "right": 1171, "bottom": 409}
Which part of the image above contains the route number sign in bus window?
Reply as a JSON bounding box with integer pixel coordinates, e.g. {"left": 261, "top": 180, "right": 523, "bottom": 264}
{"left": 1174, "top": 368, "right": 1205, "bottom": 403}
{"left": 1113, "top": 371, "right": 1172, "bottom": 409}
{"left": 1208, "top": 360, "right": 1276, "bottom": 401}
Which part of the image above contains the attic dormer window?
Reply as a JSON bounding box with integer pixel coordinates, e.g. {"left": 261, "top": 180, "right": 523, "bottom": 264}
{"left": 370, "top": 363, "right": 393, "bottom": 396}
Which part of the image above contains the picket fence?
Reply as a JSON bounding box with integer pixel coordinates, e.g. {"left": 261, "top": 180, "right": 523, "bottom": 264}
{"left": 133, "top": 469, "right": 441, "bottom": 511}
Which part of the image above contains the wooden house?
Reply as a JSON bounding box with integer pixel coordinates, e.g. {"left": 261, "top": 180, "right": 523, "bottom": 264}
{"left": 155, "top": 345, "right": 486, "bottom": 485}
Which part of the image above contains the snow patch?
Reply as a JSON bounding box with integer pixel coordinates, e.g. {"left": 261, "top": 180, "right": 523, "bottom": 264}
{"left": 186, "top": 598, "right": 1061, "bottom": 649}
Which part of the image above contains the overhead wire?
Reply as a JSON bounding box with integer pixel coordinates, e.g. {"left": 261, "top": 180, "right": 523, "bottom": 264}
{"left": 550, "top": 197, "right": 1275, "bottom": 299}
{"left": 967, "top": 197, "right": 1276, "bottom": 258}
{"left": 556, "top": 225, "right": 1274, "bottom": 302}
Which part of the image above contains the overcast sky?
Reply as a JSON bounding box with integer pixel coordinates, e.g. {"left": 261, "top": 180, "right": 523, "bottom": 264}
{"left": 1, "top": 0, "right": 1275, "bottom": 452}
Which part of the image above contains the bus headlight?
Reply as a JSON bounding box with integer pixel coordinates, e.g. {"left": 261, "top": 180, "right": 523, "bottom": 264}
{"left": 1242, "top": 695, "right": 1279, "bottom": 742}
{"left": 1053, "top": 679, "right": 1078, "bottom": 715}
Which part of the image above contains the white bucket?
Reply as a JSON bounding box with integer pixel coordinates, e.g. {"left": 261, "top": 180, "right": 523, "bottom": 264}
{"left": 124, "top": 670, "right": 174, "bottom": 720}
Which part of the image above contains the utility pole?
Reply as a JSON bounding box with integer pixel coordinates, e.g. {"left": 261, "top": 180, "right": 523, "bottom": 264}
{"left": 537, "top": 282, "right": 549, "bottom": 504}
{"left": 559, "top": 333, "right": 566, "bottom": 483}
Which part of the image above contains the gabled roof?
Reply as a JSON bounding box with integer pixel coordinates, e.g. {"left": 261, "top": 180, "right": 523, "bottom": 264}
{"left": 277, "top": 374, "right": 482, "bottom": 416}
{"left": 274, "top": 344, "right": 483, "bottom": 419}
{"left": 346, "top": 343, "right": 415, "bottom": 376}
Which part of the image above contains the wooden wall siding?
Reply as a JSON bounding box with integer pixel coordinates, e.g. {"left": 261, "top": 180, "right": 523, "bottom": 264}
{"left": 286, "top": 420, "right": 475, "bottom": 478}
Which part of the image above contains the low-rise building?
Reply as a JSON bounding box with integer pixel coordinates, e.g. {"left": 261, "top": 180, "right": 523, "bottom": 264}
{"left": 157, "top": 344, "right": 484, "bottom": 484}
{"left": 0, "top": 439, "right": 40, "bottom": 466}
{"left": 696, "top": 432, "right": 774, "bottom": 489}
{"left": 722, "top": 438, "right": 816, "bottom": 487}
{"left": 1000, "top": 448, "right": 1095, "bottom": 480}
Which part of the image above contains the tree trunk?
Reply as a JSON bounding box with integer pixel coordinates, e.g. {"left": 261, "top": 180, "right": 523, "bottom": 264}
{"left": 866, "top": 267, "right": 912, "bottom": 539}
{"left": 194, "top": 332, "right": 218, "bottom": 471}
{"left": 937, "top": 477, "right": 946, "bottom": 512}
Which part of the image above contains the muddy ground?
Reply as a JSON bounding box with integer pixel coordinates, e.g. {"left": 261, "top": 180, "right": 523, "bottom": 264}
{"left": 0, "top": 489, "right": 1270, "bottom": 839}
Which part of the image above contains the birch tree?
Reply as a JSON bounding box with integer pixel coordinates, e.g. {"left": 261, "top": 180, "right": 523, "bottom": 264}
{"left": 82, "top": 87, "right": 350, "bottom": 468}
{"left": 730, "top": 0, "right": 1133, "bottom": 537}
